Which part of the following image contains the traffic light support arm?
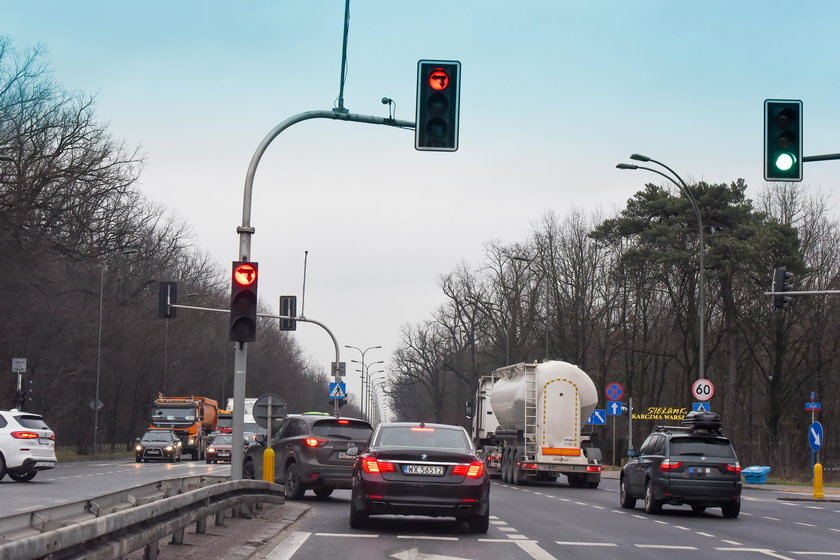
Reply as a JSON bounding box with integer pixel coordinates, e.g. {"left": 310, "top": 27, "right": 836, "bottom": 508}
{"left": 802, "top": 153, "right": 840, "bottom": 162}
{"left": 765, "top": 290, "right": 840, "bottom": 296}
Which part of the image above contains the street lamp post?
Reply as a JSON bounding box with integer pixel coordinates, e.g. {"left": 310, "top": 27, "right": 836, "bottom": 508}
{"left": 353, "top": 360, "right": 383, "bottom": 419}
{"left": 617, "top": 154, "right": 705, "bottom": 381}
{"left": 367, "top": 372, "right": 385, "bottom": 421}
{"left": 345, "top": 345, "right": 381, "bottom": 419}
{"left": 94, "top": 248, "right": 138, "bottom": 457}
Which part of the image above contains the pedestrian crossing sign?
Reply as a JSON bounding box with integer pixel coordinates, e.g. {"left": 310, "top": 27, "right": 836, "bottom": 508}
{"left": 329, "top": 382, "right": 347, "bottom": 399}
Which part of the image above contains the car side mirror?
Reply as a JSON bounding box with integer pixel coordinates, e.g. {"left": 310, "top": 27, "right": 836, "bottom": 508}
{"left": 627, "top": 449, "right": 636, "bottom": 458}
{"left": 465, "top": 400, "right": 475, "bottom": 420}
{"left": 255, "top": 434, "right": 266, "bottom": 445}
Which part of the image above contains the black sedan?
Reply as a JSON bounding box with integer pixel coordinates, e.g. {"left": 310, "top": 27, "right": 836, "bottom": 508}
{"left": 348, "top": 422, "right": 490, "bottom": 533}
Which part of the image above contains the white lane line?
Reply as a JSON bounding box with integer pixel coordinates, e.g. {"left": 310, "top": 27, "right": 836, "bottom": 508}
{"left": 490, "top": 520, "right": 507, "bottom": 525}
{"left": 611, "top": 510, "right": 626, "bottom": 514}
{"left": 716, "top": 548, "right": 795, "bottom": 560}
{"left": 479, "top": 539, "right": 517, "bottom": 543}
{"left": 763, "top": 516, "right": 781, "bottom": 521}
{"left": 795, "top": 522, "right": 816, "bottom": 527}
{"left": 635, "top": 544, "right": 698, "bottom": 550}
{"left": 805, "top": 506, "right": 825, "bottom": 510}
{"left": 653, "top": 520, "right": 669, "bottom": 525}
{"left": 556, "top": 541, "right": 618, "bottom": 547}
{"left": 560, "top": 498, "right": 570, "bottom": 502}
{"left": 722, "top": 539, "right": 743, "bottom": 545}
{"left": 516, "top": 539, "right": 558, "bottom": 560}
{"left": 591, "top": 505, "right": 605, "bottom": 510}
{"left": 498, "top": 527, "right": 518, "bottom": 532}
{"left": 533, "top": 492, "right": 544, "bottom": 495}
{"left": 831, "top": 528, "right": 840, "bottom": 533}
{"left": 673, "top": 525, "right": 691, "bottom": 531}
{"left": 507, "top": 535, "right": 529, "bottom": 540}
{"left": 266, "top": 531, "right": 311, "bottom": 560}
{"left": 545, "top": 495, "right": 556, "bottom": 499}
{"left": 574, "top": 502, "right": 586, "bottom": 505}
{"left": 314, "top": 533, "right": 378, "bottom": 538}
{"left": 396, "top": 536, "right": 458, "bottom": 541}
{"left": 490, "top": 515, "right": 500, "bottom": 519}
{"left": 632, "top": 515, "right": 647, "bottom": 520}
{"left": 696, "top": 532, "right": 715, "bottom": 537}
{"left": 790, "top": 552, "right": 840, "bottom": 556}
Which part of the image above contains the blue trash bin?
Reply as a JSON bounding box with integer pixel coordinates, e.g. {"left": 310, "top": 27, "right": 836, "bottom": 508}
{"left": 742, "top": 465, "right": 771, "bottom": 484}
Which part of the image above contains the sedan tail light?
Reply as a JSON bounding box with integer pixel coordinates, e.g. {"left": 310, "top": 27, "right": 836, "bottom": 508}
{"left": 452, "top": 461, "right": 485, "bottom": 478}
{"left": 10, "top": 431, "right": 39, "bottom": 439}
{"left": 659, "top": 459, "right": 683, "bottom": 471}
{"left": 725, "top": 462, "right": 741, "bottom": 474}
{"left": 304, "top": 438, "right": 327, "bottom": 448}
{"left": 361, "top": 457, "right": 395, "bottom": 474}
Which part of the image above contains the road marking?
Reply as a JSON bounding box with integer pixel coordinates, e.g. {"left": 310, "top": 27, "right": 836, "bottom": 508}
{"left": 831, "top": 528, "right": 840, "bottom": 533}
{"left": 794, "top": 522, "right": 816, "bottom": 527}
{"left": 516, "top": 539, "right": 557, "bottom": 560}
{"left": 805, "top": 506, "right": 824, "bottom": 510}
{"left": 545, "top": 495, "right": 556, "bottom": 498}
{"left": 556, "top": 541, "right": 618, "bottom": 547}
{"left": 633, "top": 515, "right": 647, "bottom": 520}
{"left": 396, "top": 536, "right": 459, "bottom": 541}
{"left": 266, "top": 531, "right": 311, "bottom": 560}
{"left": 498, "top": 527, "right": 518, "bottom": 532}
{"left": 721, "top": 540, "right": 743, "bottom": 545}
{"left": 610, "top": 510, "right": 626, "bottom": 514}
{"left": 653, "top": 520, "right": 668, "bottom": 525}
{"left": 696, "top": 532, "right": 715, "bottom": 537}
{"left": 315, "top": 533, "right": 378, "bottom": 538}
{"left": 490, "top": 520, "right": 507, "bottom": 525}
{"left": 674, "top": 525, "right": 690, "bottom": 531}
{"left": 591, "top": 505, "right": 605, "bottom": 509}
{"left": 507, "top": 534, "right": 529, "bottom": 540}
{"left": 574, "top": 501, "right": 586, "bottom": 505}
{"left": 763, "top": 516, "right": 781, "bottom": 521}
{"left": 635, "top": 544, "right": 698, "bottom": 550}
{"left": 716, "top": 547, "right": 795, "bottom": 560}
{"left": 533, "top": 492, "right": 543, "bottom": 495}
{"left": 790, "top": 552, "right": 840, "bottom": 556}
{"left": 478, "top": 539, "right": 517, "bottom": 543}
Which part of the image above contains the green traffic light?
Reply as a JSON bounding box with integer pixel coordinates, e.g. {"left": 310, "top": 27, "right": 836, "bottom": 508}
{"left": 775, "top": 152, "right": 796, "bottom": 171}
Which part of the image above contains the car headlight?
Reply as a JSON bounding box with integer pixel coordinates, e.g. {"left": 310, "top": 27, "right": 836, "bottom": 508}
{"left": 135, "top": 445, "right": 143, "bottom": 452}
{"left": 208, "top": 447, "right": 216, "bottom": 453}
{"left": 165, "top": 445, "right": 174, "bottom": 452}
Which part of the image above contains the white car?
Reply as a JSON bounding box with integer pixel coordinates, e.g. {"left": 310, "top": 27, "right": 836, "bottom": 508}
{"left": 0, "top": 409, "right": 57, "bottom": 482}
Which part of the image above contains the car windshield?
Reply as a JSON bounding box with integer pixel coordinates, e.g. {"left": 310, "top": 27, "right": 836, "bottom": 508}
{"left": 670, "top": 437, "right": 735, "bottom": 458}
{"left": 376, "top": 426, "right": 470, "bottom": 450}
{"left": 211, "top": 435, "right": 232, "bottom": 445}
{"left": 312, "top": 420, "right": 372, "bottom": 440}
{"left": 142, "top": 432, "right": 173, "bottom": 442}
{"left": 152, "top": 407, "right": 195, "bottom": 421}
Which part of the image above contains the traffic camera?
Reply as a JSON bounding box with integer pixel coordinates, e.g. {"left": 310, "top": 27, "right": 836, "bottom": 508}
{"left": 764, "top": 99, "right": 802, "bottom": 181}
{"left": 415, "top": 60, "right": 461, "bottom": 151}
{"left": 230, "top": 261, "right": 259, "bottom": 342}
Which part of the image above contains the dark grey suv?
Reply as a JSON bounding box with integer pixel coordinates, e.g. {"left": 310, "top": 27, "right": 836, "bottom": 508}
{"left": 242, "top": 412, "right": 372, "bottom": 499}
{"left": 619, "top": 411, "right": 742, "bottom": 518}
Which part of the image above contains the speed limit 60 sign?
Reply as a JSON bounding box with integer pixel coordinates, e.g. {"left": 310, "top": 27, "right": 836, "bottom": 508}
{"left": 692, "top": 378, "right": 715, "bottom": 402}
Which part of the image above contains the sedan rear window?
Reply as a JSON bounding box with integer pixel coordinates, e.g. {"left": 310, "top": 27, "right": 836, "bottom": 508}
{"left": 312, "top": 420, "right": 372, "bottom": 440}
{"left": 376, "top": 426, "right": 471, "bottom": 450}
{"left": 670, "top": 437, "right": 735, "bottom": 458}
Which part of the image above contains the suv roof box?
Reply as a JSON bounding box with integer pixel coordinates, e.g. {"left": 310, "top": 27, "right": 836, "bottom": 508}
{"left": 681, "top": 410, "right": 722, "bottom": 430}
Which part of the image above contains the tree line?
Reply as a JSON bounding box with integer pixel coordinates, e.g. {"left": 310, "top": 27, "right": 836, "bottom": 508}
{"left": 0, "top": 38, "right": 338, "bottom": 453}
{"left": 388, "top": 179, "right": 839, "bottom": 478}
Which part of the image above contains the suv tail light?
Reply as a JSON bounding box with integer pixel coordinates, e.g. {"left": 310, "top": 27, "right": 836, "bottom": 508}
{"left": 361, "top": 457, "right": 395, "bottom": 474}
{"left": 11, "top": 431, "right": 39, "bottom": 439}
{"left": 725, "top": 462, "right": 741, "bottom": 474}
{"left": 659, "top": 459, "right": 683, "bottom": 472}
{"left": 452, "top": 461, "right": 485, "bottom": 478}
{"left": 304, "top": 438, "right": 327, "bottom": 448}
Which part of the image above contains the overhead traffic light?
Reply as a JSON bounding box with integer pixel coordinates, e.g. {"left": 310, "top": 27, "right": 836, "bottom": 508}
{"left": 764, "top": 99, "right": 802, "bottom": 181}
{"left": 415, "top": 60, "right": 461, "bottom": 151}
{"left": 279, "top": 295, "right": 297, "bottom": 331}
{"left": 230, "top": 261, "right": 259, "bottom": 342}
{"left": 772, "top": 265, "right": 794, "bottom": 309}
{"left": 158, "top": 282, "right": 178, "bottom": 319}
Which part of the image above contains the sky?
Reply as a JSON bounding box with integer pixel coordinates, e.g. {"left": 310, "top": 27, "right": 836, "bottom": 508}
{"left": 5, "top": 1, "right": 840, "bottom": 413}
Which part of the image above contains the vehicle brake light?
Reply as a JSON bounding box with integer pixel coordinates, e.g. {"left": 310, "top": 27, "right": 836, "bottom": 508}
{"left": 725, "top": 462, "right": 741, "bottom": 474}
{"left": 521, "top": 463, "right": 539, "bottom": 470}
{"left": 337, "top": 419, "right": 349, "bottom": 424}
{"left": 586, "top": 465, "right": 602, "bottom": 472}
{"left": 452, "top": 461, "right": 485, "bottom": 478}
{"left": 410, "top": 427, "right": 435, "bottom": 432}
{"left": 10, "top": 431, "right": 39, "bottom": 439}
{"left": 660, "top": 460, "right": 683, "bottom": 471}
{"left": 304, "top": 438, "right": 327, "bottom": 448}
{"left": 361, "top": 457, "right": 395, "bottom": 473}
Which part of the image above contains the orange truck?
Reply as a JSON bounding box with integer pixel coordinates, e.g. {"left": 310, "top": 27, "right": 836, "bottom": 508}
{"left": 150, "top": 394, "right": 219, "bottom": 460}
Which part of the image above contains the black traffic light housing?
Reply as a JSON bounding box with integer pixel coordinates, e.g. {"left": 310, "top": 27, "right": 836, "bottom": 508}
{"left": 158, "top": 282, "right": 178, "bottom": 318}
{"left": 279, "top": 295, "right": 297, "bottom": 331}
{"left": 772, "top": 265, "right": 794, "bottom": 309}
{"left": 764, "top": 99, "right": 802, "bottom": 182}
{"left": 230, "top": 261, "right": 259, "bottom": 342}
{"left": 415, "top": 60, "right": 461, "bottom": 151}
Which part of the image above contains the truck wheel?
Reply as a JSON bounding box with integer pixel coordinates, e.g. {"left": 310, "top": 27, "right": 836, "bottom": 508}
{"left": 511, "top": 451, "right": 525, "bottom": 486}
{"left": 501, "top": 452, "right": 509, "bottom": 483}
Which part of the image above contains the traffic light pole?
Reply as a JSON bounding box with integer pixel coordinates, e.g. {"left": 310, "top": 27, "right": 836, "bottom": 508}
{"left": 230, "top": 109, "right": 414, "bottom": 479}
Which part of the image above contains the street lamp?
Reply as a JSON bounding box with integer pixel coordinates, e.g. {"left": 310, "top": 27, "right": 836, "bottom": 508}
{"left": 367, "top": 371, "right": 385, "bottom": 420}
{"left": 345, "top": 345, "right": 381, "bottom": 419}
{"left": 352, "top": 360, "right": 383, "bottom": 420}
{"left": 617, "top": 154, "right": 705, "bottom": 381}
{"left": 94, "top": 248, "right": 138, "bottom": 457}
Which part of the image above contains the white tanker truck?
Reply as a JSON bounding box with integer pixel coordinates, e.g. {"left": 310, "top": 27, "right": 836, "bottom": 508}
{"left": 467, "top": 360, "right": 603, "bottom": 488}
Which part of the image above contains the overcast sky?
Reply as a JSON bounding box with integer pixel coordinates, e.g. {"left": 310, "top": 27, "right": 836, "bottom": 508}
{"left": 6, "top": 1, "right": 840, "bottom": 409}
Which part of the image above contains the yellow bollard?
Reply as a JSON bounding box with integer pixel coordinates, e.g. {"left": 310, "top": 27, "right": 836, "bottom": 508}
{"left": 813, "top": 462, "right": 824, "bottom": 499}
{"left": 263, "top": 447, "right": 275, "bottom": 483}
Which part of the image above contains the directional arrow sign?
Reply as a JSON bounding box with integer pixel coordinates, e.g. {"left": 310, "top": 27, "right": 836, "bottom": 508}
{"left": 587, "top": 409, "right": 606, "bottom": 425}
{"left": 607, "top": 401, "right": 623, "bottom": 415}
{"left": 809, "top": 421, "right": 823, "bottom": 452}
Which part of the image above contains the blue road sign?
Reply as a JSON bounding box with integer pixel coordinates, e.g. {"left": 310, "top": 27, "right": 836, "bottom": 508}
{"left": 607, "top": 401, "right": 623, "bottom": 415}
{"left": 693, "top": 402, "right": 710, "bottom": 412}
{"left": 809, "top": 421, "right": 823, "bottom": 452}
{"left": 805, "top": 402, "right": 822, "bottom": 411}
{"left": 606, "top": 383, "right": 624, "bottom": 401}
{"left": 587, "top": 409, "right": 607, "bottom": 425}
{"left": 329, "top": 382, "right": 347, "bottom": 399}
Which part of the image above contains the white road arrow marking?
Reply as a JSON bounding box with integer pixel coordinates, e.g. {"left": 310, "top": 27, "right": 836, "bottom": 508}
{"left": 390, "top": 548, "right": 473, "bottom": 560}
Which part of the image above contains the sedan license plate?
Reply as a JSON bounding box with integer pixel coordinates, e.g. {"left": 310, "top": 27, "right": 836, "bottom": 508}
{"left": 403, "top": 464, "right": 445, "bottom": 476}
{"left": 337, "top": 452, "right": 355, "bottom": 460}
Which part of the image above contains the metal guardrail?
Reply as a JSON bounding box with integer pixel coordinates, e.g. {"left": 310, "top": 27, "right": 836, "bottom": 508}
{"left": 0, "top": 475, "right": 285, "bottom": 560}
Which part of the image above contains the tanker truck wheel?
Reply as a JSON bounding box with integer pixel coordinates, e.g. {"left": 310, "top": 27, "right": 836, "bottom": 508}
{"left": 501, "top": 450, "right": 510, "bottom": 483}
{"left": 511, "top": 451, "right": 526, "bottom": 486}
